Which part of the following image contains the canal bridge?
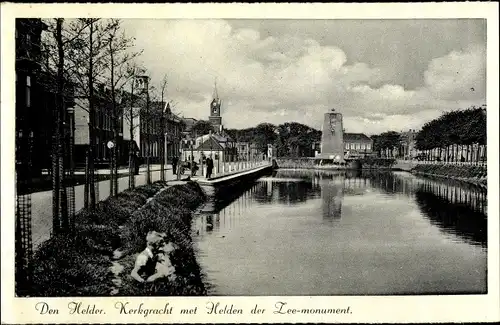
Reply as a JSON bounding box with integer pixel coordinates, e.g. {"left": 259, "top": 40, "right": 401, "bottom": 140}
{"left": 192, "top": 160, "right": 274, "bottom": 196}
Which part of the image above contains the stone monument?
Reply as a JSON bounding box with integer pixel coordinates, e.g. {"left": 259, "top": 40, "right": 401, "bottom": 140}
{"left": 318, "top": 109, "right": 344, "bottom": 162}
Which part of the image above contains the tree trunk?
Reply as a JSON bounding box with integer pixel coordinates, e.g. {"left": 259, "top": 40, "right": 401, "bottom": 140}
{"left": 84, "top": 149, "right": 89, "bottom": 207}
{"left": 88, "top": 20, "right": 96, "bottom": 210}
{"left": 128, "top": 81, "right": 135, "bottom": 189}
{"left": 109, "top": 37, "right": 117, "bottom": 197}
{"left": 146, "top": 80, "right": 151, "bottom": 185}
{"left": 52, "top": 18, "right": 69, "bottom": 233}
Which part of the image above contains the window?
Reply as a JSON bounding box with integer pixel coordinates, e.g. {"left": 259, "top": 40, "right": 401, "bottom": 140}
{"left": 26, "top": 76, "right": 31, "bottom": 107}
{"left": 367, "top": 144, "right": 371, "bottom": 150}
{"left": 96, "top": 138, "right": 100, "bottom": 159}
{"left": 361, "top": 143, "right": 365, "bottom": 150}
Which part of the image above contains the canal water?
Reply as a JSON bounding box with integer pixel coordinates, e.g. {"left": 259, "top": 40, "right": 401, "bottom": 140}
{"left": 192, "top": 169, "right": 487, "bottom": 296}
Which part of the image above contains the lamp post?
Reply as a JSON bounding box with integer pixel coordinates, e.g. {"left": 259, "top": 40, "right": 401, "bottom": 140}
{"left": 161, "top": 104, "right": 167, "bottom": 181}
{"left": 66, "top": 107, "right": 75, "bottom": 229}
{"left": 136, "top": 75, "right": 152, "bottom": 184}
{"left": 190, "top": 138, "right": 194, "bottom": 176}
{"left": 84, "top": 116, "right": 90, "bottom": 209}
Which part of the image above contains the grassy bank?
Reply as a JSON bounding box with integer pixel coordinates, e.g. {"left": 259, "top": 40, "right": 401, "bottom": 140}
{"left": 275, "top": 158, "right": 316, "bottom": 169}
{"left": 359, "top": 157, "right": 396, "bottom": 169}
{"left": 29, "top": 180, "right": 207, "bottom": 297}
{"left": 411, "top": 164, "right": 487, "bottom": 189}
{"left": 275, "top": 157, "right": 396, "bottom": 169}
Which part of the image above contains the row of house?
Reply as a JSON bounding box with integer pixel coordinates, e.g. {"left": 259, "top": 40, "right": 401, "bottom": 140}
{"left": 73, "top": 93, "right": 184, "bottom": 167}
{"left": 15, "top": 18, "right": 266, "bottom": 182}
{"left": 15, "top": 18, "right": 186, "bottom": 178}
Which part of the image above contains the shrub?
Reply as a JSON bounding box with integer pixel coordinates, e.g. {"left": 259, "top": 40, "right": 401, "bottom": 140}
{"left": 30, "top": 181, "right": 172, "bottom": 297}
{"left": 31, "top": 233, "right": 114, "bottom": 296}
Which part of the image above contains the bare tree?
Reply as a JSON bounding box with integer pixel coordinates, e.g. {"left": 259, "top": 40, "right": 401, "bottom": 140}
{"left": 101, "top": 19, "right": 143, "bottom": 196}
{"left": 62, "top": 18, "right": 116, "bottom": 210}
{"left": 158, "top": 75, "right": 168, "bottom": 181}
{"left": 41, "top": 18, "right": 94, "bottom": 232}
{"left": 122, "top": 64, "right": 146, "bottom": 189}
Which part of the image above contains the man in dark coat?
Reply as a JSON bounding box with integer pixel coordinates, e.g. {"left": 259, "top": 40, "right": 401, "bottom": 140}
{"left": 172, "top": 156, "right": 178, "bottom": 175}
{"left": 206, "top": 155, "right": 214, "bottom": 179}
{"left": 134, "top": 151, "right": 141, "bottom": 175}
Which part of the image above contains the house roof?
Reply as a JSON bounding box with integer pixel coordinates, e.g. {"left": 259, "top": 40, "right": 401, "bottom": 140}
{"left": 344, "top": 133, "right": 372, "bottom": 141}
{"left": 195, "top": 135, "right": 224, "bottom": 151}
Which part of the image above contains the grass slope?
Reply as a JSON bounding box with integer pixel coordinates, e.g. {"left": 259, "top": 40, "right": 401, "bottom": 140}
{"left": 29, "top": 181, "right": 207, "bottom": 297}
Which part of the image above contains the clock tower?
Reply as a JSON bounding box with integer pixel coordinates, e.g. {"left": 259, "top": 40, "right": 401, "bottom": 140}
{"left": 209, "top": 80, "right": 222, "bottom": 131}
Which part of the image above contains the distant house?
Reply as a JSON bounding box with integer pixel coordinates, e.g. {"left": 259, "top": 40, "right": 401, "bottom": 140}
{"left": 121, "top": 101, "right": 184, "bottom": 164}
{"left": 344, "top": 133, "right": 373, "bottom": 158}
{"left": 180, "top": 131, "right": 236, "bottom": 164}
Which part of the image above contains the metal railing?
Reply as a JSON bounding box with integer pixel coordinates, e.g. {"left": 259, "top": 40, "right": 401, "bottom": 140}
{"left": 208, "top": 160, "right": 270, "bottom": 179}
{"left": 395, "top": 159, "right": 487, "bottom": 167}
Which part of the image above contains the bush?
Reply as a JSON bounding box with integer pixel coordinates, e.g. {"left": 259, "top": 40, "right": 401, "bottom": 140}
{"left": 360, "top": 157, "right": 396, "bottom": 168}
{"left": 411, "top": 164, "right": 487, "bottom": 186}
{"left": 31, "top": 233, "right": 114, "bottom": 296}
{"left": 29, "top": 181, "right": 183, "bottom": 297}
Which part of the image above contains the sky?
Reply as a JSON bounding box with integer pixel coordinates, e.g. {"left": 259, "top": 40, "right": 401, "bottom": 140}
{"left": 121, "top": 19, "right": 486, "bottom": 135}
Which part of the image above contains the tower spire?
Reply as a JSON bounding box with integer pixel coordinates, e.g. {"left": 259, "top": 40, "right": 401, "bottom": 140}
{"left": 213, "top": 77, "right": 219, "bottom": 101}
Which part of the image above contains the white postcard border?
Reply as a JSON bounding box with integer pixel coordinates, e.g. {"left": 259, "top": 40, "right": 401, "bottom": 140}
{"left": 1, "top": 2, "right": 499, "bottom": 324}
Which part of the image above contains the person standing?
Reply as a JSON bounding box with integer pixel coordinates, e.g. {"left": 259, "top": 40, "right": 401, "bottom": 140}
{"left": 172, "top": 156, "right": 178, "bottom": 175}
{"left": 206, "top": 155, "right": 214, "bottom": 179}
{"left": 134, "top": 151, "right": 141, "bottom": 175}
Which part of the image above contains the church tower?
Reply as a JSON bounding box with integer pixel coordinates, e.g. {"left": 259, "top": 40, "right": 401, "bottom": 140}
{"left": 209, "top": 80, "right": 222, "bottom": 132}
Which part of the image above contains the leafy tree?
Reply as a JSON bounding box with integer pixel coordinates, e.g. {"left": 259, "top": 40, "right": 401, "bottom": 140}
{"left": 255, "top": 123, "right": 277, "bottom": 152}
{"left": 226, "top": 122, "right": 321, "bottom": 158}
{"left": 416, "top": 106, "right": 486, "bottom": 150}
{"left": 371, "top": 131, "right": 401, "bottom": 157}
{"left": 191, "top": 120, "right": 214, "bottom": 137}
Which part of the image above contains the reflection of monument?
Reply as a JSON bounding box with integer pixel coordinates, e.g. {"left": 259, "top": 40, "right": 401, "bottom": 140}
{"left": 321, "top": 176, "right": 345, "bottom": 221}
{"left": 318, "top": 109, "right": 344, "bottom": 162}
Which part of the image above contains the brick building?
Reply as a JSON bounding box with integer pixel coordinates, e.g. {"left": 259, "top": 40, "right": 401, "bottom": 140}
{"left": 343, "top": 133, "right": 373, "bottom": 158}
{"left": 73, "top": 84, "right": 126, "bottom": 167}
{"left": 16, "top": 18, "right": 75, "bottom": 180}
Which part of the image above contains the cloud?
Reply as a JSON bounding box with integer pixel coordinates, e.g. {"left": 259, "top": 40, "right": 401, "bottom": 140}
{"left": 122, "top": 19, "right": 486, "bottom": 133}
{"left": 424, "top": 44, "right": 486, "bottom": 101}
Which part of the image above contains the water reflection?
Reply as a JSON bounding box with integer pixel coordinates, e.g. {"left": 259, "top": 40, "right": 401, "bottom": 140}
{"left": 415, "top": 186, "right": 487, "bottom": 248}
{"left": 195, "top": 169, "right": 487, "bottom": 247}
{"left": 193, "top": 169, "right": 487, "bottom": 295}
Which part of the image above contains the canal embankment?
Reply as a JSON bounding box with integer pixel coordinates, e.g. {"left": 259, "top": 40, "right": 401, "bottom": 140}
{"left": 275, "top": 158, "right": 487, "bottom": 189}
{"left": 410, "top": 163, "right": 487, "bottom": 189}
{"left": 275, "top": 157, "right": 396, "bottom": 169}
{"left": 30, "top": 180, "right": 207, "bottom": 297}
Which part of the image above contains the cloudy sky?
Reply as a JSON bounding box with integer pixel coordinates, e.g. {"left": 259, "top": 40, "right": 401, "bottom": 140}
{"left": 121, "top": 19, "right": 486, "bottom": 135}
